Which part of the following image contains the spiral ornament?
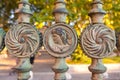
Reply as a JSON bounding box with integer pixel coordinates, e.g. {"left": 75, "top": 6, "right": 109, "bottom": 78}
{"left": 5, "top": 23, "right": 41, "bottom": 57}
{"left": 80, "top": 24, "right": 116, "bottom": 58}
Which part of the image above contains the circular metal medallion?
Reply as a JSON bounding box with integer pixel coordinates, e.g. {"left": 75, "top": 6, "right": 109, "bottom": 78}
{"left": 5, "top": 23, "right": 41, "bottom": 58}
{"left": 80, "top": 24, "right": 116, "bottom": 58}
{"left": 43, "top": 23, "right": 78, "bottom": 57}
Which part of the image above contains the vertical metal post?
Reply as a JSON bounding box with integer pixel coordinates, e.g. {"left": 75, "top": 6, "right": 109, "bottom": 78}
{"left": 80, "top": 0, "right": 116, "bottom": 80}
{"left": 52, "top": 0, "right": 69, "bottom": 80}
{"left": 13, "top": 0, "right": 33, "bottom": 80}
{"left": 43, "top": 0, "right": 77, "bottom": 80}
{"left": 5, "top": 0, "right": 42, "bottom": 80}
{"left": 88, "top": 0, "right": 106, "bottom": 24}
{"left": 53, "top": 0, "right": 68, "bottom": 23}
{"left": 88, "top": 0, "right": 106, "bottom": 80}
{"left": 15, "top": 1, "right": 33, "bottom": 79}
{"left": 15, "top": 0, "right": 33, "bottom": 23}
{"left": 0, "top": 24, "right": 5, "bottom": 52}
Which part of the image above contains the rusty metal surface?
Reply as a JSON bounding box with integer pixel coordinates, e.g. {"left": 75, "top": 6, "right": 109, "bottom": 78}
{"left": 80, "top": 24, "right": 116, "bottom": 58}
{"left": 80, "top": 0, "right": 117, "bottom": 80}
{"left": 116, "top": 33, "right": 120, "bottom": 50}
{"left": 5, "top": 23, "right": 40, "bottom": 58}
{"left": 43, "top": 23, "right": 77, "bottom": 58}
{"left": 0, "top": 28, "right": 6, "bottom": 51}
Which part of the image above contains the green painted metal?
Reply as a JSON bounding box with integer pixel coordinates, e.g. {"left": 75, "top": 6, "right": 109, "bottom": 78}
{"left": 14, "top": 58, "right": 32, "bottom": 80}
{"left": 0, "top": 28, "right": 6, "bottom": 51}
{"left": 43, "top": 0, "right": 77, "bottom": 80}
{"left": 52, "top": 58, "right": 68, "bottom": 80}
{"left": 2, "top": 0, "right": 117, "bottom": 80}
{"left": 5, "top": 0, "right": 42, "bottom": 80}
{"left": 15, "top": 0, "right": 33, "bottom": 15}
{"left": 80, "top": 0, "right": 116, "bottom": 80}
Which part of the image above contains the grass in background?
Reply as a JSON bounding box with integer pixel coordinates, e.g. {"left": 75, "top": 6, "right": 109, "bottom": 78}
{"left": 67, "top": 56, "right": 120, "bottom": 64}
{"left": 103, "top": 56, "right": 120, "bottom": 64}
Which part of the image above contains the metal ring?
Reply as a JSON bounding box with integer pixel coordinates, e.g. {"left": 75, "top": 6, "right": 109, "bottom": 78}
{"left": 43, "top": 23, "right": 78, "bottom": 58}
{"left": 5, "top": 23, "right": 41, "bottom": 58}
{"left": 80, "top": 24, "right": 116, "bottom": 58}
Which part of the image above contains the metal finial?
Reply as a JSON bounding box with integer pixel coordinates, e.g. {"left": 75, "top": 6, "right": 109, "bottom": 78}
{"left": 88, "top": 0, "right": 106, "bottom": 23}
{"left": 53, "top": 0, "right": 68, "bottom": 23}
{"left": 55, "top": 0, "right": 65, "bottom": 4}
{"left": 15, "top": 0, "right": 33, "bottom": 15}
{"left": 19, "top": 0, "right": 29, "bottom": 3}
{"left": 53, "top": 0, "right": 68, "bottom": 14}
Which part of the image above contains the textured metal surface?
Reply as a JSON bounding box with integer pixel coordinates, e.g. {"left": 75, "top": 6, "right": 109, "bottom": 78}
{"left": 88, "top": 59, "right": 107, "bottom": 80}
{"left": 5, "top": 23, "right": 40, "bottom": 58}
{"left": 80, "top": 24, "right": 116, "bottom": 58}
{"left": 53, "top": 0, "right": 68, "bottom": 15}
{"left": 0, "top": 28, "right": 6, "bottom": 51}
{"left": 53, "top": 0, "right": 68, "bottom": 23}
{"left": 88, "top": 59, "right": 107, "bottom": 73}
{"left": 51, "top": 0, "right": 72, "bottom": 80}
{"left": 15, "top": 0, "right": 33, "bottom": 14}
{"left": 116, "top": 32, "right": 120, "bottom": 51}
{"left": 84, "top": 0, "right": 116, "bottom": 80}
{"left": 88, "top": 0, "right": 106, "bottom": 24}
{"left": 43, "top": 23, "right": 77, "bottom": 58}
{"left": 52, "top": 58, "right": 69, "bottom": 80}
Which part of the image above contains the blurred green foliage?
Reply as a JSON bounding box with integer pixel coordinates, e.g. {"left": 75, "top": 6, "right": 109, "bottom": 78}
{"left": 0, "top": 0, "right": 120, "bottom": 28}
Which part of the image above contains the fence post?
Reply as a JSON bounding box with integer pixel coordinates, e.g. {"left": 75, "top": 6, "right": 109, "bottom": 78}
{"left": 80, "top": 0, "right": 116, "bottom": 80}
{"left": 0, "top": 24, "right": 5, "bottom": 52}
{"left": 5, "top": 0, "right": 42, "bottom": 80}
{"left": 43, "top": 0, "right": 77, "bottom": 80}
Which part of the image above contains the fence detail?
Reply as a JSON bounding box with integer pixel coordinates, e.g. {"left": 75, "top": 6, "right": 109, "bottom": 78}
{"left": 5, "top": 0, "right": 42, "bottom": 80}
{"left": 0, "top": 0, "right": 116, "bottom": 80}
{"left": 43, "top": 0, "right": 78, "bottom": 80}
{"left": 80, "top": 0, "right": 116, "bottom": 80}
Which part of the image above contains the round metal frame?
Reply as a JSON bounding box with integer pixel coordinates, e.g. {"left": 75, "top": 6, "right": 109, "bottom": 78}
{"left": 5, "top": 23, "right": 40, "bottom": 58}
{"left": 43, "top": 23, "right": 78, "bottom": 58}
{"left": 80, "top": 24, "right": 116, "bottom": 58}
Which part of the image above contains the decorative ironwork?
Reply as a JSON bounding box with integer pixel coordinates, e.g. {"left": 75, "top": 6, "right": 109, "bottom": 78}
{"left": 43, "top": 0, "right": 78, "bottom": 80}
{"left": 5, "top": 0, "right": 42, "bottom": 80}
{"left": 80, "top": 0, "right": 116, "bottom": 80}
{"left": 116, "top": 32, "right": 120, "bottom": 50}
{"left": 53, "top": 0, "right": 68, "bottom": 15}
{"left": 53, "top": 0, "right": 68, "bottom": 23}
{"left": 80, "top": 24, "right": 116, "bottom": 58}
{"left": 15, "top": 0, "right": 33, "bottom": 15}
{"left": 43, "top": 23, "right": 77, "bottom": 57}
{"left": 5, "top": 23, "right": 40, "bottom": 58}
{"left": 0, "top": 28, "right": 6, "bottom": 51}
{"left": 13, "top": 58, "right": 32, "bottom": 80}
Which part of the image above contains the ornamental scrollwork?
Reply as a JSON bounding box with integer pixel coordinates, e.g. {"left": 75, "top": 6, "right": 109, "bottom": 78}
{"left": 5, "top": 23, "right": 42, "bottom": 57}
{"left": 80, "top": 24, "right": 116, "bottom": 58}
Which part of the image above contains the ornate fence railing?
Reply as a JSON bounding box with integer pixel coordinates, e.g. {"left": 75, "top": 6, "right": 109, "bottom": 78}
{"left": 0, "top": 0, "right": 116, "bottom": 80}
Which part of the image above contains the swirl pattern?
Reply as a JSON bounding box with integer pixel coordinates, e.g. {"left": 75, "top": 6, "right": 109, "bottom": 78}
{"left": 80, "top": 24, "right": 116, "bottom": 58}
{"left": 5, "top": 23, "right": 40, "bottom": 57}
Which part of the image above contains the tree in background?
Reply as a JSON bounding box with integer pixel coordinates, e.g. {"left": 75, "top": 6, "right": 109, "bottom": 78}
{"left": 0, "top": 0, "right": 119, "bottom": 29}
